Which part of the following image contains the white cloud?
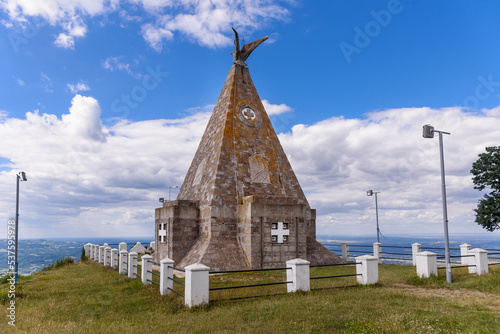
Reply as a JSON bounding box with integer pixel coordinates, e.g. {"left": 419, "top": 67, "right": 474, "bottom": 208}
{"left": 40, "top": 72, "right": 54, "bottom": 93}
{"left": 137, "top": 0, "right": 290, "bottom": 49}
{"left": 13, "top": 76, "right": 24, "bottom": 85}
{"left": 102, "top": 56, "right": 139, "bottom": 77}
{"left": 67, "top": 81, "right": 90, "bottom": 94}
{"left": 0, "top": 110, "right": 8, "bottom": 121}
{"left": 54, "top": 32, "right": 75, "bottom": 48}
{"left": 262, "top": 99, "right": 293, "bottom": 115}
{"left": 1, "top": 0, "right": 290, "bottom": 50}
{"left": 0, "top": 98, "right": 499, "bottom": 239}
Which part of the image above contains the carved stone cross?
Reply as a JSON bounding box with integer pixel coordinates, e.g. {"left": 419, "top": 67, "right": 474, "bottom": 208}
{"left": 271, "top": 222, "right": 289, "bottom": 243}
{"left": 158, "top": 223, "right": 167, "bottom": 243}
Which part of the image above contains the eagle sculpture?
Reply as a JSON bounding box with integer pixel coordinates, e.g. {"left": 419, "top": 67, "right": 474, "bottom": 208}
{"left": 231, "top": 27, "right": 268, "bottom": 66}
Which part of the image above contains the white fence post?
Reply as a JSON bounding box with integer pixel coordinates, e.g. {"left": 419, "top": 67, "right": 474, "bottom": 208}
{"left": 373, "top": 242, "right": 382, "bottom": 263}
{"left": 185, "top": 263, "right": 210, "bottom": 308}
{"left": 99, "top": 246, "right": 105, "bottom": 264}
{"left": 460, "top": 243, "right": 471, "bottom": 265}
{"left": 468, "top": 248, "right": 488, "bottom": 275}
{"left": 141, "top": 255, "right": 153, "bottom": 285}
{"left": 160, "top": 258, "right": 175, "bottom": 295}
{"left": 90, "top": 245, "right": 95, "bottom": 260}
{"left": 93, "top": 245, "right": 97, "bottom": 260}
{"left": 119, "top": 242, "right": 127, "bottom": 252}
{"left": 286, "top": 258, "right": 310, "bottom": 293}
{"left": 150, "top": 241, "right": 156, "bottom": 249}
{"left": 119, "top": 250, "right": 128, "bottom": 275}
{"left": 355, "top": 255, "right": 379, "bottom": 285}
{"left": 84, "top": 243, "right": 91, "bottom": 257}
{"left": 412, "top": 243, "right": 421, "bottom": 266}
{"left": 416, "top": 251, "right": 437, "bottom": 278}
{"left": 111, "top": 248, "right": 118, "bottom": 269}
{"left": 104, "top": 246, "right": 112, "bottom": 267}
{"left": 128, "top": 252, "right": 138, "bottom": 279}
{"left": 341, "top": 242, "right": 349, "bottom": 261}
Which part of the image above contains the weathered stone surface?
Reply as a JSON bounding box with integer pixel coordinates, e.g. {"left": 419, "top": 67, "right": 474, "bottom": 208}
{"left": 154, "top": 42, "right": 342, "bottom": 270}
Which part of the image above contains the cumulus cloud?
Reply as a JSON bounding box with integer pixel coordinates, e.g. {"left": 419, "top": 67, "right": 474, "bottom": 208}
{"left": 0, "top": 0, "right": 290, "bottom": 50}
{"left": 67, "top": 81, "right": 90, "bottom": 94}
{"left": 262, "top": 99, "right": 293, "bottom": 115}
{"left": 137, "top": 0, "right": 290, "bottom": 49}
{"left": 0, "top": 97, "right": 499, "bottom": 239}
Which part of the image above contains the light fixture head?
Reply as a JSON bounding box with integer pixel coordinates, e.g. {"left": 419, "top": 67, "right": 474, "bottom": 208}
{"left": 19, "top": 171, "right": 27, "bottom": 181}
{"left": 159, "top": 198, "right": 164, "bottom": 203}
{"left": 423, "top": 124, "right": 434, "bottom": 138}
{"left": 366, "top": 190, "right": 373, "bottom": 196}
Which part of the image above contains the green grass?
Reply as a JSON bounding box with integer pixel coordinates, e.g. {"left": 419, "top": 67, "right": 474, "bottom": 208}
{"left": 1, "top": 261, "right": 499, "bottom": 333}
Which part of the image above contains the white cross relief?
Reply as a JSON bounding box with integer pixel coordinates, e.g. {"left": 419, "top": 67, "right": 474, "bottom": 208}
{"left": 158, "top": 223, "right": 167, "bottom": 243}
{"left": 241, "top": 107, "right": 256, "bottom": 120}
{"left": 271, "top": 222, "right": 289, "bottom": 243}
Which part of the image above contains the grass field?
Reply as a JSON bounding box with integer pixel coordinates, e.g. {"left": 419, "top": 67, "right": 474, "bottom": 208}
{"left": 1, "top": 258, "right": 499, "bottom": 333}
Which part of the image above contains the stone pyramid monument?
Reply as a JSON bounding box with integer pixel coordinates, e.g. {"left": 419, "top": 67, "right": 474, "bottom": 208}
{"left": 154, "top": 29, "right": 342, "bottom": 271}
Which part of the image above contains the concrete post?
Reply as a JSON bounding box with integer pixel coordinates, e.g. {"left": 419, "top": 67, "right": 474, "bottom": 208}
{"left": 412, "top": 243, "right": 422, "bottom": 266}
{"left": 468, "top": 248, "right": 488, "bottom": 275}
{"left": 141, "top": 255, "right": 153, "bottom": 285}
{"left": 84, "top": 243, "right": 91, "bottom": 257}
{"left": 286, "top": 258, "right": 310, "bottom": 293}
{"left": 150, "top": 241, "right": 155, "bottom": 250}
{"left": 160, "top": 258, "right": 175, "bottom": 295}
{"left": 460, "top": 243, "right": 471, "bottom": 265}
{"left": 119, "top": 250, "right": 128, "bottom": 275}
{"left": 185, "top": 263, "right": 210, "bottom": 308}
{"left": 341, "top": 242, "right": 349, "bottom": 261}
{"left": 90, "top": 245, "right": 95, "bottom": 260}
{"left": 104, "top": 246, "right": 112, "bottom": 267}
{"left": 92, "top": 244, "right": 97, "bottom": 260}
{"left": 99, "top": 246, "right": 105, "bottom": 264}
{"left": 119, "top": 242, "right": 127, "bottom": 252}
{"left": 373, "top": 242, "right": 382, "bottom": 263}
{"left": 355, "top": 255, "right": 379, "bottom": 285}
{"left": 416, "top": 251, "right": 438, "bottom": 278}
{"left": 128, "top": 252, "right": 138, "bottom": 279}
{"left": 111, "top": 248, "right": 118, "bottom": 269}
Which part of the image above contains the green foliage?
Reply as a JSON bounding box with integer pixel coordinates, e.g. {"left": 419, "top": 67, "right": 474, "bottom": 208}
{"left": 474, "top": 193, "right": 500, "bottom": 231}
{"left": 471, "top": 146, "right": 500, "bottom": 231}
{"left": 42, "top": 257, "right": 75, "bottom": 271}
{"left": 80, "top": 247, "right": 88, "bottom": 262}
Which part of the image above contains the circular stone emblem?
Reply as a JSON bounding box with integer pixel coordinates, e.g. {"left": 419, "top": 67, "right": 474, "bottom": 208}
{"left": 237, "top": 104, "right": 262, "bottom": 127}
{"left": 241, "top": 107, "right": 256, "bottom": 120}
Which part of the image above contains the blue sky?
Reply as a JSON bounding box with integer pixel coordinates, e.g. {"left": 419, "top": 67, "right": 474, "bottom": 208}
{"left": 1, "top": 0, "right": 500, "bottom": 240}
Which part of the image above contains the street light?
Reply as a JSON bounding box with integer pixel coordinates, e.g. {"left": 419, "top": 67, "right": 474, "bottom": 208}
{"left": 423, "top": 124, "right": 452, "bottom": 284}
{"left": 367, "top": 190, "right": 381, "bottom": 243}
{"left": 15, "top": 171, "right": 27, "bottom": 282}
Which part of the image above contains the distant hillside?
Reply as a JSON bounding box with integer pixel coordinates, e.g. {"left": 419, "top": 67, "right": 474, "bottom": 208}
{"left": 0, "top": 239, "right": 83, "bottom": 276}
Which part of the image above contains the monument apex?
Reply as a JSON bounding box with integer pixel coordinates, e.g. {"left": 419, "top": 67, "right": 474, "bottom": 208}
{"left": 154, "top": 29, "right": 342, "bottom": 271}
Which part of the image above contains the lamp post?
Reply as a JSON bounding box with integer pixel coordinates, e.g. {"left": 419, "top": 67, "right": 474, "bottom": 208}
{"left": 423, "top": 124, "right": 452, "bottom": 284}
{"left": 15, "top": 171, "right": 27, "bottom": 282}
{"left": 367, "top": 190, "right": 381, "bottom": 243}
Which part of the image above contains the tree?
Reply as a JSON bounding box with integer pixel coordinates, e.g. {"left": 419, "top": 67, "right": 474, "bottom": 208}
{"left": 470, "top": 146, "right": 500, "bottom": 231}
